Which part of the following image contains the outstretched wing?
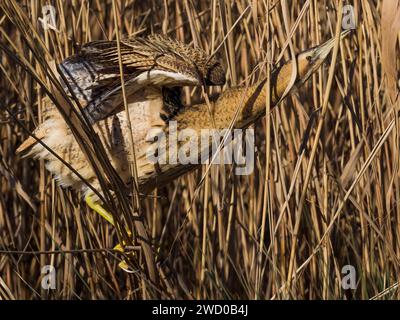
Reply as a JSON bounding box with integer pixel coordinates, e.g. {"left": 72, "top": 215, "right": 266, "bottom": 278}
{"left": 59, "top": 36, "right": 199, "bottom": 124}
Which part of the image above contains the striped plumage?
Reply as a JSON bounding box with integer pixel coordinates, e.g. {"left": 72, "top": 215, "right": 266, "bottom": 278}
{"left": 60, "top": 34, "right": 225, "bottom": 124}
{"left": 17, "top": 34, "right": 225, "bottom": 195}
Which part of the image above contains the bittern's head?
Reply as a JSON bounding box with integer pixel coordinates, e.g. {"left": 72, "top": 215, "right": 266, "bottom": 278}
{"left": 296, "top": 30, "right": 351, "bottom": 84}
{"left": 136, "top": 34, "right": 226, "bottom": 86}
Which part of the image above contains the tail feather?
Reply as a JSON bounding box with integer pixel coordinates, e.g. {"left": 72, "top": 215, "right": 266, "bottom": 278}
{"left": 17, "top": 97, "right": 54, "bottom": 155}
{"left": 16, "top": 130, "right": 45, "bottom": 155}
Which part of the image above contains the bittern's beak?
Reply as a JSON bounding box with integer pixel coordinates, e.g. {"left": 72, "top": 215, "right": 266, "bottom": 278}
{"left": 296, "top": 30, "right": 351, "bottom": 84}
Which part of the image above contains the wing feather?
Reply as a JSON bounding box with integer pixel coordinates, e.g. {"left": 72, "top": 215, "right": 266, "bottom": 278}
{"left": 59, "top": 35, "right": 198, "bottom": 124}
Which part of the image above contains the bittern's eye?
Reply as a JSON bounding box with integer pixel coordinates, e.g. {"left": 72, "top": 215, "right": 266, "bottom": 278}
{"left": 306, "top": 55, "right": 312, "bottom": 62}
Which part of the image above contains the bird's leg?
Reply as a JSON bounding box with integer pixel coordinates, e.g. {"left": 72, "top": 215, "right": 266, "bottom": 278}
{"left": 85, "top": 193, "right": 135, "bottom": 272}
{"left": 85, "top": 193, "right": 115, "bottom": 225}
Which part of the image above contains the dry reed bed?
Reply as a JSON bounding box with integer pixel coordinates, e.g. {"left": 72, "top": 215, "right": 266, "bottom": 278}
{"left": 0, "top": 0, "right": 399, "bottom": 299}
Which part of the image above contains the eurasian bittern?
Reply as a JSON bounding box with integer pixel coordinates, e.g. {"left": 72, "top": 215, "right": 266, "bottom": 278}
{"left": 17, "top": 32, "right": 348, "bottom": 271}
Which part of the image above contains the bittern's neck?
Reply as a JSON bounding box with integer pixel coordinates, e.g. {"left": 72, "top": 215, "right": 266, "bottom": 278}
{"left": 175, "top": 54, "right": 307, "bottom": 132}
